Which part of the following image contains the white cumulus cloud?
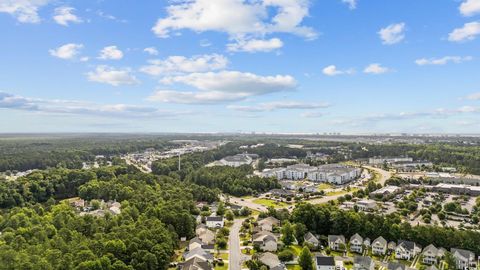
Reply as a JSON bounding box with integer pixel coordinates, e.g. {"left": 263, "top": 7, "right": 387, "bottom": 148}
{"left": 228, "top": 101, "right": 329, "bottom": 112}
{"left": 53, "top": 6, "right": 82, "bottom": 26}
{"left": 147, "top": 90, "right": 250, "bottom": 104}
{"left": 0, "top": 0, "right": 50, "bottom": 23}
{"left": 140, "top": 54, "right": 228, "bottom": 76}
{"left": 341, "top": 0, "right": 357, "bottom": 10}
{"left": 87, "top": 65, "right": 139, "bottom": 86}
{"left": 322, "top": 65, "right": 354, "bottom": 76}
{"left": 227, "top": 38, "right": 283, "bottom": 52}
{"left": 464, "top": 92, "right": 480, "bottom": 100}
{"left": 460, "top": 0, "right": 480, "bottom": 16}
{"left": 0, "top": 91, "right": 185, "bottom": 119}
{"left": 364, "top": 63, "right": 390, "bottom": 74}
{"left": 448, "top": 21, "right": 480, "bottom": 42}
{"left": 415, "top": 56, "right": 473, "bottom": 66}
{"left": 151, "top": 0, "right": 317, "bottom": 40}
{"left": 98, "top": 45, "right": 124, "bottom": 60}
{"left": 149, "top": 71, "right": 297, "bottom": 104}
{"left": 49, "top": 43, "right": 84, "bottom": 60}
{"left": 161, "top": 71, "right": 296, "bottom": 94}
{"left": 144, "top": 47, "right": 159, "bottom": 56}
{"left": 378, "top": 22, "right": 406, "bottom": 45}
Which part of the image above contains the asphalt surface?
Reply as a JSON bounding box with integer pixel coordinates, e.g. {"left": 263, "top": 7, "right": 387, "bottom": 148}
{"left": 229, "top": 218, "right": 246, "bottom": 270}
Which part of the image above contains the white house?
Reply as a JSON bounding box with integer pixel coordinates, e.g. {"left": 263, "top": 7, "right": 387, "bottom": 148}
{"left": 205, "top": 216, "right": 224, "bottom": 228}
{"left": 259, "top": 252, "right": 285, "bottom": 270}
{"left": 316, "top": 256, "right": 335, "bottom": 270}
{"left": 258, "top": 216, "right": 280, "bottom": 232}
{"left": 305, "top": 232, "right": 320, "bottom": 248}
{"left": 350, "top": 233, "right": 363, "bottom": 254}
{"left": 372, "top": 236, "right": 387, "bottom": 255}
{"left": 354, "top": 256, "right": 374, "bottom": 270}
{"left": 328, "top": 235, "right": 346, "bottom": 251}
{"left": 451, "top": 248, "right": 476, "bottom": 270}
{"left": 395, "top": 240, "right": 420, "bottom": 260}
{"left": 253, "top": 232, "right": 278, "bottom": 252}
{"left": 422, "top": 244, "right": 441, "bottom": 265}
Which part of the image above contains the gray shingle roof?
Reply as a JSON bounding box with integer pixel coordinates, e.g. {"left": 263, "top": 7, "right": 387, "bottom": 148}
{"left": 316, "top": 256, "right": 335, "bottom": 266}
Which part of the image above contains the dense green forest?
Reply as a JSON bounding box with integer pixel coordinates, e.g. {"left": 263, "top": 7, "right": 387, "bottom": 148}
{"left": 0, "top": 166, "right": 217, "bottom": 269}
{"left": 151, "top": 143, "right": 282, "bottom": 196}
{"left": 0, "top": 135, "right": 175, "bottom": 172}
{"left": 348, "top": 143, "right": 480, "bottom": 174}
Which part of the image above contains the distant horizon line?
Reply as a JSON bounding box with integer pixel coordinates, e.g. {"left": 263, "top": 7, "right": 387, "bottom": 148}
{"left": 0, "top": 132, "right": 479, "bottom": 137}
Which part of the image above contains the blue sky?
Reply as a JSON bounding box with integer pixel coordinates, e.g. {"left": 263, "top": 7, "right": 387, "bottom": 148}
{"left": 1, "top": 0, "right": 480, "bottom": 134}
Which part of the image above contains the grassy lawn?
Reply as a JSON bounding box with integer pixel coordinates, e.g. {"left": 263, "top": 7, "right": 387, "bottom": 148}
{"left": 317, "top": 183, "right": 333, "bottom": 191}
{"left": 285, "top": 245, "right": 303, "bottom": 256}
{"left": 326, "top": 190, "right": 348, "bottom": 196}
{"left": 216, "top": 253, "right": 229, "bottom": 260}
{"left": 286, "top": 265, "right": 302, "bottom": 270}
{"left": 242, "top": 248, "right": 255, "bottom": 255}
{"left": 327, "top": 250, "right": 345, "bottom": 257}
{"left": 214, "top": 263, "right": 228, "bottom": 270}
{"left": 253, "top": 198, "right": 288, "bottom": 208}
{"left": 326, "top": 188, "right": 359, "bottom": 196}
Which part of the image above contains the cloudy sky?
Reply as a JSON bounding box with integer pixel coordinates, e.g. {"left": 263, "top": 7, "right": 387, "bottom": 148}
{"left": 1, "top": 0, "right": 480, "bottom": 134}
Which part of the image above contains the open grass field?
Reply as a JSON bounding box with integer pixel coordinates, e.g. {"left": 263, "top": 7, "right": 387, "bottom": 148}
{"left": 252, "top": 198, "right": 289, "bottom": 208}
{"left": 317, "top": 183, "right": 333, "bottom": 191}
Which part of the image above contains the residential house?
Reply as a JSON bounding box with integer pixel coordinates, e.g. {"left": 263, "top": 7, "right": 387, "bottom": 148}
{"left": 388, "top": 262, "right": 406, "bottom": 270}
{"left": 253, "top": 231, "right": 278, "bottom": 252}
{"left": 395, "top": 240, "right": 421, "bottom": 260}
{"left": 316, "top": 256, "right": 335, "bottom": 270}
{"left": 304, "top": 232, "right": 320, "bottom": 248}
{"left": 197, "top": 229, "right": 215, "bottom": 245}
{"left": 422, "top": 244, "right": 441, "bottom": 265}
{"left": 206, "top": 216, "right": 224, "bottom": 228}
{"left": 183, "top": 247, "right": 214, "bottom": 262}
{"left": 388, "top": 241, "right": 397, "bottom": 252}
{"left": 354, "top": 256, "right": 374, "bottom": 270}
{"left": 189, "top": 237, "right": 204, "bottom": 251}
{"left": 196, "top": 224, "right": 208, "bottom": 235}
{"left": 179, "top": 257, "right": 213, "bottom": 270}
{"left": 201, "top": 244, "right": 215, "bottom": 253}
{"left": 451, "top": 248, "right": 476, "bottom": 270}
{"left": 258, "top": 252, "right": 286, "bottom": 270}
{"left": 372, "top": 236, "right": 387, "bottom": 255}
{"left": 258, "top": 216, "right": 280, "bottom": 232}
{"left": 328, "top": 235, "right": 346, "bottom": 251}
{"left": 350, "top": 233, "right": 363, "bottom": 254}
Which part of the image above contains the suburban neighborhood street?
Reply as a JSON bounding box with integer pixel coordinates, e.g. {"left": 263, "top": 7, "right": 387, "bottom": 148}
{"left": 229, "top": 218, "right": 246, "bottom": 270}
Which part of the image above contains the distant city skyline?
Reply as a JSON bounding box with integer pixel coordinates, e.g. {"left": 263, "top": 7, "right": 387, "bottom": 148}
{"left": 1, "top": 0, "right": 480, "bottom": 133}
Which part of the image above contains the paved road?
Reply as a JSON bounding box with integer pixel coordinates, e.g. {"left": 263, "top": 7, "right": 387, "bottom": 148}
{"left": 363, "top": 166, "right": 391, "bottom": 185}
{"left": 229, "top": 218, "right": 246, "bottom": 270}
{"left": 228, "top": 196, "right": 268, "bottom": 212}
